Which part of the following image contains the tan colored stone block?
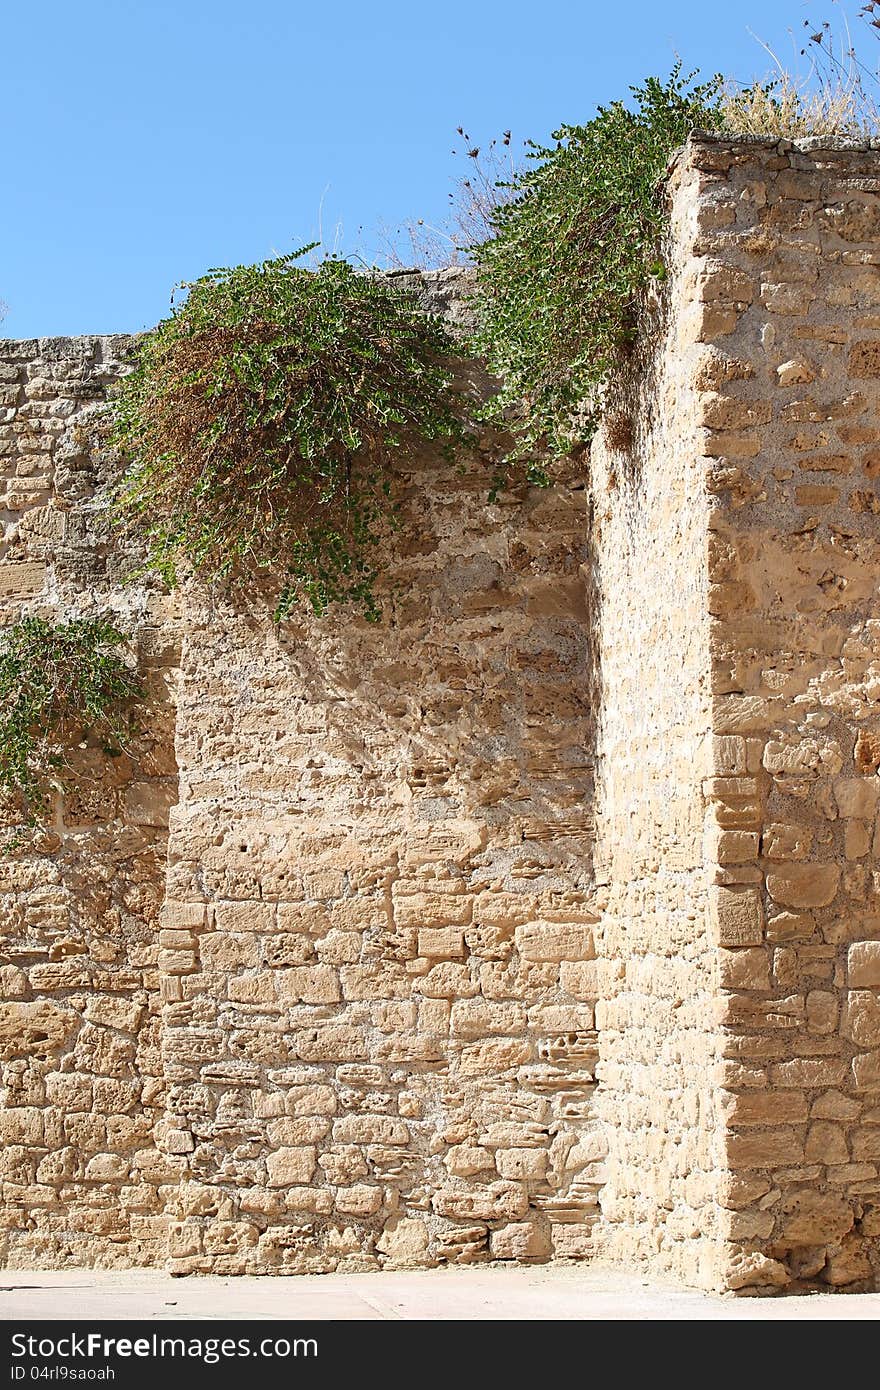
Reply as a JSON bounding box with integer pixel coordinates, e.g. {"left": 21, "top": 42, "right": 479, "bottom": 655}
{"left": 766, "top": 864, "right": 840, "bottom": 909}
{"left": 780, "top": 1189, "right": 854, "bottom": 1245}
{"left": 804, "top": 1121, "right": 849, "bottom": 1165}
{"left": 514, "top": 921, "right": 595, "bottom": 962}
{"left": 852, "top": 1049, "right": 880, "bottom": 1089}
{"left": 490, "top": 1221, "right": 551, "bottom": 1261}
{"left": 459, "top": 1039, "right": 532, "bottom": 1076}
{"left": 717, "top": 948, "right": 771, "bottom": 990}
{"left": 0, "top": 1002, "right": 75, "bottom": 1059}
{"left": 339, "top": 963, "right": 411, "bottom": 1000}
{"left": 0, "top": 561, "right": 46, "bottom": 596}
{"left": 771, "top": 1057, "right": 847, "bottom": 1088}
{"left": 275, "top": 965, "right": 341, "bottom": 1005}
{"left": 709, "top": 886, "right": 764, "bottom": 947}
{"left": 376, "top": 1216, "right": 430, "bottom": 1265}
{"left": 334, "top": 1184, "right": 383, "bottom": 1216}
{"left": 495, "top": 1148, "right": 548, "bottom": 1180}
{"left": 841, "top": 990, "right": 880, "bottom": 1046}
{"left": 726, "top": 1127, "right": 804, "bottom": 1167}
{"left": 332, "top": 1115, "right": 409, "bottom": 1145}
{"left": 214, "top": 901, "right": 275, "bottom": 932}
{"left": 450, "top": 999, "right": 526, "bottom": 1037}
{"left": 417, "top": 927, "right": 465, "bottom": 958}
{"left": 266, "top": 1147, "right": 316, "bottom": 1186}
{"left": 415, "top": 963, "right": 477, "bottom": 998}
{"left": 720, "top": 1090, "right": 808, "bottom": 1126}
{"left": 806, "top": 990, "right": 838, "bottom": 1034}
{"left": 432, "top": 1181, "right": 528, "bottom": 1222}
{"left": 199, "top": 933, "right": 260, "bottom": 970}
{"left": 445, "top": 1145, "right": 495, "bottom": 1177}
{"left": 848, "top": 941, "right": 880, "bottom": 987}
{"left": 834, "top": 778, "right": 880, "bottom": 818}
{"left": 266, "top": 1117, "right": 330, "bottom": 1146}
{"left": 558, "top": 960, "right": 601, "bottom": 999}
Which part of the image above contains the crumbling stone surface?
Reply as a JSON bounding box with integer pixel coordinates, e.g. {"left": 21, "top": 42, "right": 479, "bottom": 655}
{"left": 3, "top": 144, "right": 880, "bottom": 1290}
{"left": 0, "top": 334, "right": 181, "bottom": 1267}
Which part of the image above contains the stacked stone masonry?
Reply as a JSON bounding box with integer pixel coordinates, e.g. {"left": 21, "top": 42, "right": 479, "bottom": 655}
{"left": 2, "top": 136, "right": 880, "bottom": 1291}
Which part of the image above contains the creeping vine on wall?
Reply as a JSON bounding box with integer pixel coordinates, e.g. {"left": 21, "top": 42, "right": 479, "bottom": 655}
{"left": 112, "top": 251, "right": 466, "bottom": 622}
{"left": 110, "top": 68, "right": 764, "bottom": 615}
{"left": 0, "top": 617, "right": 141, "bottom": 837}
{"left": 472, "top": 67, "right": 725, "bottom": 465}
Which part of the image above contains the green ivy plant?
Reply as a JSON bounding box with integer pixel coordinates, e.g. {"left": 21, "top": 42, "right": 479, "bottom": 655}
{"left": 472, "top": 66, "right": 725, "bottom": 469}
{"left": 0, "top": 617, "right": 141, "bottom": 836}
{"left": 112, "top": 250, "right": 465, "bottom": 621}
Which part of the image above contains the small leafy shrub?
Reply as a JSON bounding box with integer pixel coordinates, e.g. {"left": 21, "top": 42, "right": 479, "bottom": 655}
{"left": 472, "top": 67, "right": 725, "bottom": 466}
{"left": 112, "top": 251, "right": 465, "bottom": 621}
{"left": 0, "top": 617, "right": 140, "bottom": 833}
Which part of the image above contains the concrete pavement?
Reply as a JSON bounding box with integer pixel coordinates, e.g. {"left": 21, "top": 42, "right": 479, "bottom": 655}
{"left": 0, "top": 1266, "right": 878, "bottom": 1320}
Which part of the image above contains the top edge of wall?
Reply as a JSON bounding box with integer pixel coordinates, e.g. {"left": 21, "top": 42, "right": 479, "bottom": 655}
{"left": 678, "top": 128, "right": 880, "bottom": 162}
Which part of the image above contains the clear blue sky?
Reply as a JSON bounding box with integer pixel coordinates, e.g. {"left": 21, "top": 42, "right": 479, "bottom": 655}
{"left": 0, "top": 0, "right": 857, "bottom": 337}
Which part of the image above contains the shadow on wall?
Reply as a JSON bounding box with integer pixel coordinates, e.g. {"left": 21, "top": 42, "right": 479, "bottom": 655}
{"left": 212, "top": 433, "right": 603, "bottom": 896}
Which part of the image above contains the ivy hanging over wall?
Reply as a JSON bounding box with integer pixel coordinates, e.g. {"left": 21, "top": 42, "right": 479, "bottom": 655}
{"left": 0, "top": 617, "right": 141, "bottom": 837}
{"left": 112, "top": 66, "right": 838, "bottom": 618}
{"left": 112, "top": 251, "right": 465, "bottom": 622}
{"left": 471, "top": 66, "right": 725, "bottom": 466}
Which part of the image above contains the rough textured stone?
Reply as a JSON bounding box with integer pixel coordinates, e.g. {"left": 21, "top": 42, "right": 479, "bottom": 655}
{"left": 5, "top": 139, "right": 880, "bottom": 1294}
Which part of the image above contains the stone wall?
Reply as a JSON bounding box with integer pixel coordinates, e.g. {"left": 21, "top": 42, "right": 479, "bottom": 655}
{"left": 3, "top": 142, "right": 880, "bottom": 1289}
{"left": 688, "top": 132, "right": 880, "bottom": 1291}
{"left": 588, "top": 150, "right": 723, "bottom": 1290}
{"left": 0, "top": 336, "right": 181, "bottom": 1267}
{"left": 160, "top": 328, "right": 604, "bottom": 1274}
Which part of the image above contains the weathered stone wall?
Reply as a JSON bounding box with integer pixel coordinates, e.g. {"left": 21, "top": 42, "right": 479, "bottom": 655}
{"left": 0, "top": 337, "right": 181, "bottom": 1267}
{"left": 689, "top": 132, "right": 880, "bottom": 1291}
{"left": 160, "top": 311, "right": 604, "bottom": 1273}
{"left": 3, "top": 144, "right": 880, "bottom": 1289}
{"left": 588, "top": 151, "right": 724, "bottom": 1290}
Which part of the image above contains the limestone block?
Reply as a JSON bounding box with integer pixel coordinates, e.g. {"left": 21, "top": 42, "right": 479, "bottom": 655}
{"left": 490, "top": 1221, "right": 551, "bottom": 1261}
{"left": 334, "top": 1185, "right": 382, "bottom": 1216}
{"left": 719, "top": 1090, "right": 808, "bottom": 1126}
{"left": 766, "top": 864, "right": 840, "bottom": 910}
{"left": 780, "top": 1190, "right": 854, "bottom": 1246}
{"left": 841, "top": 990, "right": 880, "bottom": 1046}
{"left": 414, "top": 963, "right": 478, "bottom": 998}
{"left": 495, "top": 1148, "right": 548, "bottom": 1180}
{"left": 725, "top": 1252, "right": 791, "bottom": 1289}
{"left": 717, "top": 948, "right": 771, "bottom": 990}
{"left": 515, "top": 921, "right": 595, "bottom": 962}
{"left": 123, "top": 781, "right": 176, "bottom": 827}
{"left": 709, "top": 886, "right": 764, "bottom": 947}
{"left": 432, "top": 1181, "right": 529, "bottom": 1221}
{"left": 266, "top": 1117, "right": 330, "bottom": 1146}
{"left": 275, "top": 965, "right": 341, "bottom": 1005}
{"left": 332, "top": 1115, "right": 409, "bottom": 1145}
{"left": 376, "top": 1216, "right": 430, "bottom": 1265}
{"left": 0, "top": 1002, "right": 75, "bottom": 1059}
{"left": 417, "top": 927, "right": 465, "bottom": 958}
{"left": 726, "top": 1127, "right": 804, "bottom": 1167}
{"left": 848, "top": 941, "right": 880, "bottom": 987}
{"left": 822, "top": 1240, "right": 874, "bottom": 1286}
{"left": 852, "top": 1049, "right": 880, "bottom": 1089}
{"left": 199, "top": 934, "right": 261, "bottom": 971}
{"left": 0, "top": 561, "right": 46, "bottom": 595}
{"left": 459, "top": 1039, "right": 532, "bottom": 1075}
{"left": 804, "top": 1121, "right": 849, "bottom": 1164}
{"left": 444, "top": 1146, "right": 496, "bottom": 1177}
{"left": 266, "top": 1147, "right": 317, "bottom": 1186}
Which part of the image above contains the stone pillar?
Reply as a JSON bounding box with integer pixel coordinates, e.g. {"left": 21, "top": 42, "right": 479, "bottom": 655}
{"left": 592, "top": 133, "right": 880, "bottom": 1292}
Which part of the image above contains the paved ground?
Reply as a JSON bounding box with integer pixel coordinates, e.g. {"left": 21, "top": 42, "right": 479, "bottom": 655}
{"left": 0, "top": 1266, "right": 878, "bottom": 1320}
